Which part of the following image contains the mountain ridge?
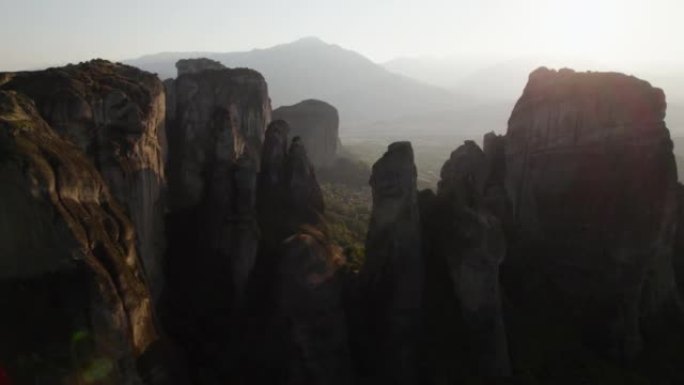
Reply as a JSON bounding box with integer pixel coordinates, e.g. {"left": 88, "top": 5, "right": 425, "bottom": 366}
{"left": 125, "top": 37, "right": 459, "bottom": 125}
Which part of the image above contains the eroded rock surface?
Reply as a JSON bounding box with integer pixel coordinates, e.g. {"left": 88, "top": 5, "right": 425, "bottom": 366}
{"left": 162, "top": 60, "right": 270, "bottom": 382}
{"left": 420, "top": 140, "right": 511, "bottom": 380}
{"left": 355, "top": 141, "right": 423, "bottom": 385}
{"left": 166, "top": 61, "right": 270, "bottom": 209}
{"left": 273, "top": 99, "right": 339, "bottom": 167}
{"left": 0, "top": 90, "right": 157, "bottom": 384}
{"left": 0, "top": 60, "right": 168, "bottom": 303}
{"left": 245, "top": 120, "right": 351, "bottom": 385}
{"left": 503, "top": 67, "right": 683, "bottom": 361}
{"left": 175, "top": 58, "right": 226, "bottom": 76}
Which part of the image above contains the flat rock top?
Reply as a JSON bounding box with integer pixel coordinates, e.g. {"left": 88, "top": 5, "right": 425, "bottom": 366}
{"left": 0, "top": 59, "right": 163, "bottom": 107}
{"left": 176, "top": 58, "right": 226, "bottom": 76}
{"left": 175, "top": 61, "right": 265, "bottom": 84}
{"left": 274, "top": 99, "right": 338, "bottom": 118}
{"left": 507, "top": 68, "right": 669, "bottom": 149}
{"left": 512, "top": 67, "right": 666, "bottom": 122}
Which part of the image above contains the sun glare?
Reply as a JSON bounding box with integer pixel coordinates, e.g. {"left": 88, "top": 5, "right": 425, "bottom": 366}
{"left": 537, "top": 0, "right": 632, "bottom": 62}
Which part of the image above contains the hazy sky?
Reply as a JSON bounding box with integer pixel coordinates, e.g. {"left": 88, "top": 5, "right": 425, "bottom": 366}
{"left": 1, "top": 0, "right": 681, "bottom": 71}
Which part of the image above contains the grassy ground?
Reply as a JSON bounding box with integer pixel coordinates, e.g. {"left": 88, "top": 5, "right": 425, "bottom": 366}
{"left": 321, "top": 182, "right": 371, "bottom": 272}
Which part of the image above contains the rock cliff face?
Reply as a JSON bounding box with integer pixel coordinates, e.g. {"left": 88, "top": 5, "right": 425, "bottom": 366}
{"left": 165, "top": 62, "right": 270, "bottom": 209}
{"left": 675, "top": 185, "right": 684, "bottom": 300}
{"left": 273, "top": 99, "right": 339, "bottom": 167}
{"left": 503, "top": 68, "right": 682, "bottom": 360}
{"left": 355, "top": 142, "right": 423, "bottom": 385}
{"left": 0, "top": 91, "right": 157, "bottom": 383}
{"left": 245, "top": 120, "right": 351, "bottom": 385}
{"left": 0, "top": 60, "right": 168, "bottom": 303}
{"left": 420, "top": 140, "right": 510, "bottom": 380}
{"left": 162, "top": 59, "right": 271, "bottom": 381}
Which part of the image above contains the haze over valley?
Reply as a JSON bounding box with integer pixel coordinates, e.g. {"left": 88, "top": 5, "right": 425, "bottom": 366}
{"left": 123, "top": 36, "right": 684, "bottom": 185}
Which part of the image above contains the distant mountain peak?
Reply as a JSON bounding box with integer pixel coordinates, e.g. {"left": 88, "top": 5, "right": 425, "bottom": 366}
{"left": 123, "top": 38, "right": 458, "bottom": 126}
{"left": 291, "top": 36, "right": 328, "bottom": 46}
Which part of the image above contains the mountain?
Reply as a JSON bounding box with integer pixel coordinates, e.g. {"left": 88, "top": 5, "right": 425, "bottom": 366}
{"left": 125, "top": 37, "right": 460, "bottom": 128}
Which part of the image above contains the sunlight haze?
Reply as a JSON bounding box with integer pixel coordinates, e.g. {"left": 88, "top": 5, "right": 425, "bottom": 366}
{"left": 1, "top": 0, "right": 681, "bottom": 71}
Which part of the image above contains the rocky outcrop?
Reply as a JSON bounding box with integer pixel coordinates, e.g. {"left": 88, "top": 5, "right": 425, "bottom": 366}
{"left": 675, "top": 185, "right": 684, "bottom": 300}
{"left": 355, "top": 142, "right": 423, "bottom": 385}
{"left": 162, "top": 60, "right": 270, "bottom": 382}
{"left": 245, "top": 120, "right": 351, "bottom": 385}
{"left": 164, "top": 59, "right": 269, "bottom": 301}
{"left": 0, "top": 90, "right": 157, "bottom": 383}
{"left": 482, "top": 132, "right": 511, "bottom": 224}
{"left": 166, "top": 61, "right": 270, "bottom": 209}
{"left": 503, "top": 67, "right": 682, "bottom": 360}
{"left": 273, "top": 99, "right": 339, "bottom": 168}
{"left": 422, "top": 140, "right": 511, "bottom": 377}
{"left": 175, "top": 58, "right": 226, "bottom": 76}
{"left": 257, "top": 121, "right": 324, "bottom": 246}
{"left": 420, "top": 140, "right": 511, "bottom": 380}
{"left": 6, "top": 54, "right": 684, "bottom": 385}
{"left": 0, "top": 60, "right": 168, "bottom": 304}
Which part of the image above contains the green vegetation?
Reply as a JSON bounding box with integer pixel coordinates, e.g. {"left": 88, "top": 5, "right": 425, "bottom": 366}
{"left": 342, "top": 136, "right": 469, "bottom": 189}
{"left": 321, "top": 182, "right": 371, "bottom": 273}
{"left": 317, "top": 157, "right": 371, "bottom": 187}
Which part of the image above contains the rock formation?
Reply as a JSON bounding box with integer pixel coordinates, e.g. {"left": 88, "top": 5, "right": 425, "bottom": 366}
{"left": 273, "top": 99, "right": 339, "bottom": 168}
{"left": 0, "top": 90, "right": 157, "bottom": 383}
{"left": 502, "top": 67, "right": 683, "bottom": 361}
{"left": 162, "top": 59, "right": 270, "bottom": 382}
{"left": 675, "top": 185, "right": 684, "bottom": 299}
{"left": 355, "top": 142, "right": 423, "bottom": 385}
{"left": 175, "top": 58, "right": 226, "bottom": 76}
{"left": 482, "top": 132, "right": 511, "bottom": 224}
{"left": 4, "top": 54, "right": 684, "bottom": 385}
{"left": 420, "top": 140, "right": 511, "bottom": 380}
{"left": 0, "top": 60, "right": 168, "bottom": 304}
{"left": 165, "top": 61, "right": 270, "bottom": 209}
{"left": 244, "top": 120, "right": 352, "bottom": 385}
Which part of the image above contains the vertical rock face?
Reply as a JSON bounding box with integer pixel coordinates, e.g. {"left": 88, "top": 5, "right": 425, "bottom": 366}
{"left": 357, "top": 141, "right": 423, "bottom": 385}
{"left": 482, "top": 132, "right": 511, "bottom": 223}
{"left": 162, "top": 60, "right": 270, "bottom": 381}
{"left": 166, "top": 63, "right": 270, "bottom": 209}
{"left": 246, "top": 120, "right": 351, "bottom": 385}
{"left": 503, "top": 67, "right": 682, "bottom": 359}
{"left": 0, "top": 60, "right": 168, "bottom": 303}
{"left": 0, "top": 91, "right": 156, "bottom": 383}
{"left": 256, "top": 120, "right": 291, "bottom": 253}
{"left": 420, "top": 140, "right": 510, "bottom": 380}
{"left": 273, "top": 99, "right": 339, "bottom": 168}
{"left": 285, "top": 138, "right": 326, "bottom": 220}
{"left": 674, "top": 185, "right": 684, "bottom": 300}
{"left": 424, "top": 140, "right": 511, "bottom": 377}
